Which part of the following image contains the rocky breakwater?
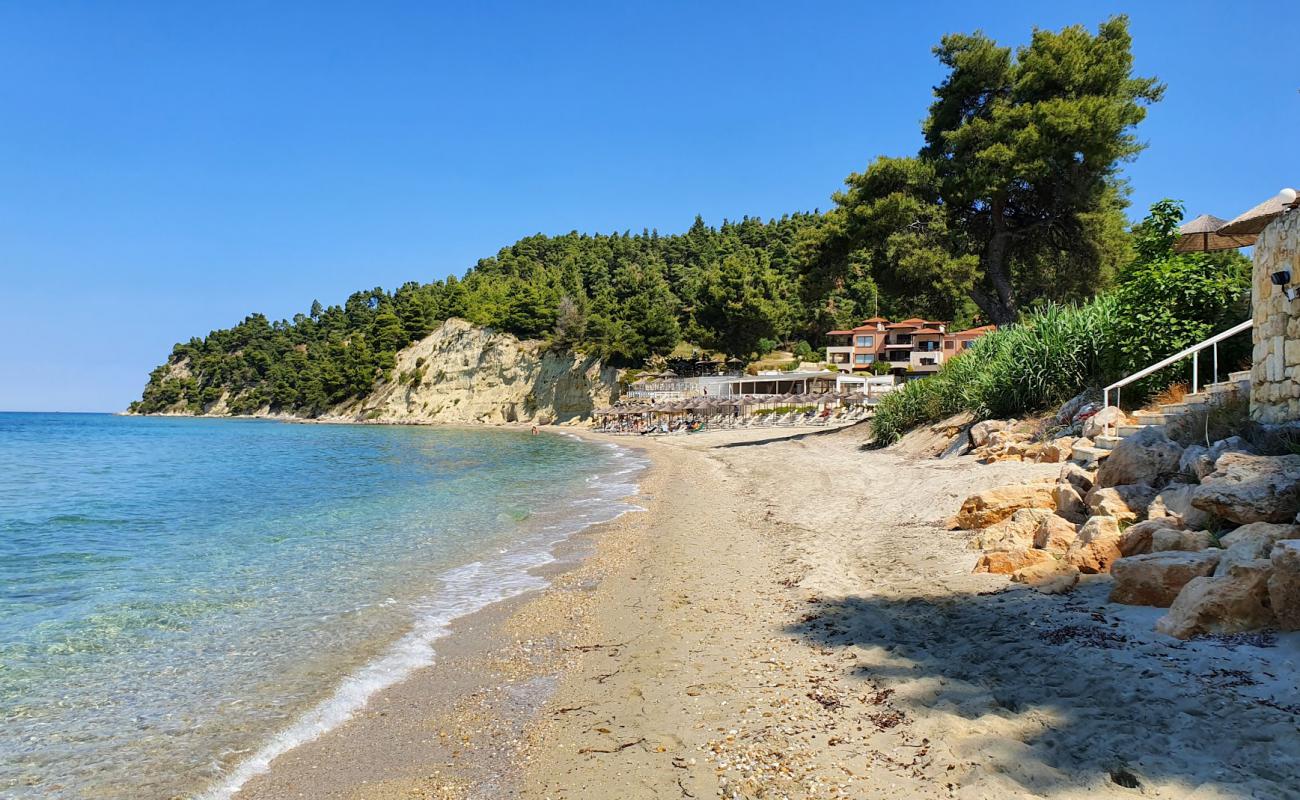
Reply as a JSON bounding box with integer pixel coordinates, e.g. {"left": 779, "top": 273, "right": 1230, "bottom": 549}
{"left": 335, "top": 318, "right": 619, "bottom": 425}
{"left": 955, "top": 421, "right": 1300, "bottom": 638}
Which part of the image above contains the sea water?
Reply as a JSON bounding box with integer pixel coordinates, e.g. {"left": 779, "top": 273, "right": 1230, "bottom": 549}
{"left": 0, "top": 413, "right": 643, "bottom": 799}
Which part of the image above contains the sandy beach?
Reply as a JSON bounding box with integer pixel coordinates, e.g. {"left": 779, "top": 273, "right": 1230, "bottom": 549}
{"left": 233, "top": 422, "right": 1300, "bottom": 800}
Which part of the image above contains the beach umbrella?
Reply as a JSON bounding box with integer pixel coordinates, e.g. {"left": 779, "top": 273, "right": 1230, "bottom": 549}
{"left": 660, "top": 369, "right": 678, "bottom": 378}
{"left": 1174, "top": 214, "right": 1255, "bottom": 253}
{"left": 1216, "top": 188, "right": 1299, "bottom": 239}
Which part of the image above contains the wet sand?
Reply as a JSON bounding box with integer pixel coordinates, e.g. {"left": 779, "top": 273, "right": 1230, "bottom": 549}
{"left": 234, "top": 423, "right": 1300, "bottom": 800}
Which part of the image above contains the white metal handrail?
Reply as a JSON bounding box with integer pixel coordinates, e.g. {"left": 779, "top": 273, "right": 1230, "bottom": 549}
{"left": 1103, "top": 319, "right": 1253, "bottom": 411}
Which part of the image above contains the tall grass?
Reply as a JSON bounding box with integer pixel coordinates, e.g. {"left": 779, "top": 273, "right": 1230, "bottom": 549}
{"left": 870, "top": 298, "right": 1124, "bottom": 445}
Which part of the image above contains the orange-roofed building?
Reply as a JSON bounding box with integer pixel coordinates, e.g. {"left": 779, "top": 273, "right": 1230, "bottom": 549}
{"left": 826, "top": 318, "right": 995, "bottom": 375}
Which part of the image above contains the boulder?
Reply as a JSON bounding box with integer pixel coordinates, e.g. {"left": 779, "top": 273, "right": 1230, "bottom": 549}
{"left": 951, "top": 482, "right": 1056, "bottom": 529}
{"left": 1085, "top": 484, "right": 1157, "bottom": 524}
{"left": 1150, "top": 528, "right": 1216, "bottom": 552}
{"left": 1035, "top": 514, "right": 1080, "bottom": 552}
{"left": 1082, "top": 405, "right": 1126, "bottom": 439}
{"left": 969, "top": 508, "right": 1055, "bottom": 551}
{"left": 1053, "top": 482, "right": 1088, "bottom": 523}
{"left": 1037, "top": 438, "right": 1074, "bottom": 464}
{"left": 1109, "top": 550, "right": 1223, "bottom": 607}
{"left": 1191, "top": 453, "right": 1300, "bottom": 524}
{"left": 1058, "top": 463, "right": 1095, "bottom": 493}
{"left": 1096, "top": 427, "right": 1184, "bottom": 489}
{"left": 1119, "top": 518, "right": 1185, "bottom": 557}
{"left": 973, "top": 547, "right": 1055, "bottom": 576}
{"left": 1147, "top": 483, "right": 1212, "bottom": 529}
{"left": 970, "top": 420, "right": 1010, "bottom": 448}
{"left": 1155, "top": 560, "right": 1276, "bottom": 639}
{"left": 1219, "top": 522, "right": 1297, "bottom": 558}
{"left": 1179, "top": 444, "right": 1213, "bottom": 481}
{"left": 1054, "top": 393, "right": 1090, "bottom": 427}
{"left": 1065, "top": 516, "right": 1124, "bottom": 574}
{"left": 1012, "top": 560, "right": 1080, "bottom": 594}
{"left": 1269, "top": 540, "right": 1300, "bottom": 631}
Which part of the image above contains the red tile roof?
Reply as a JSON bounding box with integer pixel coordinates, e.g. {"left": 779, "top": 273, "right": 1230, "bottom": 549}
{"left": 951, "top": 324, "right": 997, "bottom": 337}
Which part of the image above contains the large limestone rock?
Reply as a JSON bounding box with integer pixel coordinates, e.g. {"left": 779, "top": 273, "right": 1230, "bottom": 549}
{"left": 1191, "top": 453, "right": 1300, "bottom": 524}
{"left": 1110, "top": 550, "right": 1222, "bottom": 607}
{"left": 1096, "top": 427, "right": 1184, "bottom": 489}
{"left": 1082, "top": 406, "right": 1126, "bottom": 439}
{"left": 1065, "top": 516, "right": 1124, "bottom": 574}
{"left": 1155, "top": 560, "right": 1276, "bottom": 639}
{"left": 1179, "top": 438, "right": 1254, "bottom": 482}
{"left": 1011, "top": 560, "right": 1080, "bottom": 594}
{"left": 1035, "top": 514, "right": 1079, "bottom": 552}
{"left": 1216, "top": 522, "right": 1298, "bottom": 577}
{"left": 1053, "top": 481, "right": 1088, "bottom": 523}
{"left": 1269, "top": 540, "right": 1300, "bottom": 631}
{"left": 970, "top": 420, "right": 1010, "bottom": 448}
{"left": 1119, "top": 518, "right": 1185, "bottom": 557}
{"left": 1085, "top": 484, "right": 1157, "bottom": 524}
{"left": 1150, "top": 528, "right": 1216, "bottom": 552}
{"left": 1148, "top": 483, "right": 1212, "bottom": 530}
{"left": 342, "top": 318, "right": 619, "bottom": 424}
{"left": 1037, "top": 438, "right": 1074, "bottom": 464}
{"left": 1058, "top": 462, "right": 1095, "bottom": 493}
{"left": 951, "top": 483, "right": 1056, "bottom": 530}
{"left": 969, "top": 508, "right": 1054, "bottom": 551}
{"left": 1221, "top": 521, "right": 1299, "bottom": 553}
{"left": 1179, "top": 444, "right": 1212, "bottom": 481}
{"left": 972, "top": 548, "right": 1055, "bottom": 575}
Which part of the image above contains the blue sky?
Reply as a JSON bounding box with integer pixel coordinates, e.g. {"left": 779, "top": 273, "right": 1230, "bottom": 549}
{"left": 2, "top": 1, "right": 1296, "bottom": 412}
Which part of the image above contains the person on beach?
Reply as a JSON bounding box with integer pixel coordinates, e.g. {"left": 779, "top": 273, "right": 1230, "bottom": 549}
{"left": 530, "top": 425, "right": 539, "bottom": 435}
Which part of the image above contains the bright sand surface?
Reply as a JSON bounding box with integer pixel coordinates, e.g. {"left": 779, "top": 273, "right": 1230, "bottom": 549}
{"left": 234, "top": 422, "right": 1300, "bottom": 800}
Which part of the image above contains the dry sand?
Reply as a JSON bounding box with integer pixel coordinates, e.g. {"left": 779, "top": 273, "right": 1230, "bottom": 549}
{"left": 234, "top": 422, "right": 1300, "bottom": 800}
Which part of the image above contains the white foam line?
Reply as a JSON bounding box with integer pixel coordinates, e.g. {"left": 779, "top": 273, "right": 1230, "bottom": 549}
{"left": 196, "top": 439, "right": 646, "bottom": 800}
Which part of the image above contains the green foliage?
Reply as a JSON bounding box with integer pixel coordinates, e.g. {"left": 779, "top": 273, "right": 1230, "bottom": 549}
{"left": 813, "top": 16, "right": 1161, "bottom": 325}
{"left": 869, "top": 200, "right": 1253, "bottom": 444}
{"left": 132, "top": 215, "right": 828, "bottom": 415}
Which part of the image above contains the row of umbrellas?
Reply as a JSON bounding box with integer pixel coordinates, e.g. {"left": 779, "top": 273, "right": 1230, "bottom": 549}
{"left": 1176, "top": 188, "right": 1298, "bottom": 253}
{"left": 595, "top": 391, "right": 871, "bottom": 416}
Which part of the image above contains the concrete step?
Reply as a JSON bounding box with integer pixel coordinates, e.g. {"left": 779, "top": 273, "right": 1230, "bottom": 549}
{"left": 1158, "top": 401, "right": 1205, "bottom": 415}
{"left": 1116, "top": 423, "right": 1153, "bottom": 437}
{"left": 1230, "top": 370, "right": 1252, "bottom": 383}
{"left": 1132, "top": 411, "right": 1173, "bottom": 426}
{"left": 1094, "top": 434, "right": 1124, "bottom": 451}
{"left": 1071, "top": 445, "right": 1112, "bottom": 467}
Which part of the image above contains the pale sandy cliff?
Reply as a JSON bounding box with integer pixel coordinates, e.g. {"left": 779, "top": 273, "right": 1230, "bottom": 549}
{"left": 328, "top": 318, "right": 619, "bottom": 425}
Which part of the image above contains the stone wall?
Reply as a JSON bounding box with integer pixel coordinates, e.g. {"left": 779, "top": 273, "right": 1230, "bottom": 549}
{"left": 1251, "top": 208, "right": 1300, "bottom": 423}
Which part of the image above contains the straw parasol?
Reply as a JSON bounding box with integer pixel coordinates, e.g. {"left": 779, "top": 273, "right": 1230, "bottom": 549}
{"left": 1216, "top": 189, "right": 1299, "bottom": 239}
{"left": 1174, "top": 214, "right": 1255, "bottom": 253}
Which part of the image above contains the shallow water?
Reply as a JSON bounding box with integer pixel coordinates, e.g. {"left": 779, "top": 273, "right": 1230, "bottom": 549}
{"left": 0, "top": 413, "right": 642, "bottom": 799}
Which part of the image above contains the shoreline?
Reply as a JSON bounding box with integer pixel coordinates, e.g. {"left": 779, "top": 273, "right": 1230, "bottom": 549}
{"left": 228, "top": 422, "right": 1300, "bottom": 799}
{"left": 225, "top": 427, "right": 657, "bottom": 800}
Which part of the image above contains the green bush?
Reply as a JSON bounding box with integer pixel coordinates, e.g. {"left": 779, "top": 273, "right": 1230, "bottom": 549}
{"left": 868, "top": 201, "right": 1252, "bottom": 446}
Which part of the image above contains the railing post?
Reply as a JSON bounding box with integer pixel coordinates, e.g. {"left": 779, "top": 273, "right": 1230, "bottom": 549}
{"left": 1214, "top": 342, "right": 1219, "bottom": 385}
{"left": 1192, "top": 351, "right": 1199, "bottom": 396}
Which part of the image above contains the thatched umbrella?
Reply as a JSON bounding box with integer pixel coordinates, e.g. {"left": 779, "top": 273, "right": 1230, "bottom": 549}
{"left": 1216, "top": 189, "right": 1299, "bottom": 239}
{"left": 1174, "top": 214, "right": 1255, "bottom": 253}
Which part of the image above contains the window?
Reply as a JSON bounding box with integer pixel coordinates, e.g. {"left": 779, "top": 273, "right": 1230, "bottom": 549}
{"left": 962, "top": 340, "right": 974, "bottom": 349}
{"left": 854, "top": 353, "right": 873, "bottom": 364}
{"left": 944, "top": 340, "right": 955, "bottom": 350}
{"left": 855, "top": 335, "right": 874, "bottom": 347}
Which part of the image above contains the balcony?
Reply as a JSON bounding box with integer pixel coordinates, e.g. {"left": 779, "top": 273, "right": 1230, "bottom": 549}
{"left": 886, "top": 350, "right": 911, "bottom": 363}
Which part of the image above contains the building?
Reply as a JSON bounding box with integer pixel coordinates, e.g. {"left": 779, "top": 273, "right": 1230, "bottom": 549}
{"left": 825, "top": 318, "right": 994, "bottom": 375}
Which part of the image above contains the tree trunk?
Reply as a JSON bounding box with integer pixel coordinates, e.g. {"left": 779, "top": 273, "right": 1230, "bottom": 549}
{"left": 971, "top": 199, "right": 1017, "bottom": 325}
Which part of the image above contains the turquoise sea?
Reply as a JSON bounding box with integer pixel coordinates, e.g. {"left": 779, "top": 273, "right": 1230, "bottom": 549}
{"left": 0, "top": 413, "right": 643, "bottom": 799}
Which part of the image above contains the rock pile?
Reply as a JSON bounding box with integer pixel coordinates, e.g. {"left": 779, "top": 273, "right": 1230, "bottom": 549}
{"left": 956, "top": 423, "right": 1300, "bottom": 639}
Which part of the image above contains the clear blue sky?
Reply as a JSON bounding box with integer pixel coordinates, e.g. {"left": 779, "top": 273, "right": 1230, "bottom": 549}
{"left": 2, "top": 1, "right": 1296, "bottom": 412}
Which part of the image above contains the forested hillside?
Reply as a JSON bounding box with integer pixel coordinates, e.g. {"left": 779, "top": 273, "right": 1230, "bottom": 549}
{"left": 132, "top": 15, "right": 1165, "bottom": 417}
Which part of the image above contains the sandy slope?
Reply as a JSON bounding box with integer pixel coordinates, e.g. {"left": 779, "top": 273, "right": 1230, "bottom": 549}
{"left": 520, "top": 425, "right": 1300, "bottom": 799}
